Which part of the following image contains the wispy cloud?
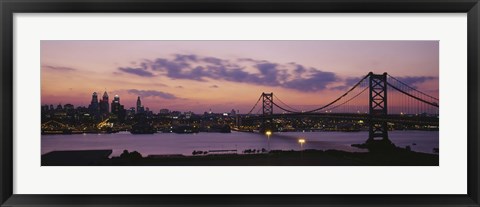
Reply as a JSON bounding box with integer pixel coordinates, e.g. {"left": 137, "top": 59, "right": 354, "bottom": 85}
{"left": 127, "top": 89, "right": 178, "bottom": 99}
{"left": 118, "top": 67, "right": 155, "bottom": 77}
{"left": 42, "top": 65, "right": 76, "bottom": 71}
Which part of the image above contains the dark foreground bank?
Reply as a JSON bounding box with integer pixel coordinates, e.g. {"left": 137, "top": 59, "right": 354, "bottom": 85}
{"left": 42, "top": 148, "right": 438, "bottom": 166}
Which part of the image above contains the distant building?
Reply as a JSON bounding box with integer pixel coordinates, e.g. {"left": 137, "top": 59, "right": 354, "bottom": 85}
{"left": 230, "top": 109, "right": 236, "bottom": 116}
{"left": 171, "top": 111, "right": 182, "bottom": 117}
{"left": 185, "top": 111, "right": 193, "bottom": 119}
{"left": 127, "top": 107, "right": 136, "bottom": 117}
{"left": 159, "top": 108, "right": 170, "bottom": 114}
{"left": 110, "top": 95, "right": 125, "bottom": 122}
{"left": 64, "top": 104, "right": 74, "bottom": 110}
{"left": 145, "top": 107, "right": 153, "bottom": 116}
{"left": 136, "top": 96, "right": 141, "bottom": 113}
{"left": 136, "top": 96, "right": 144, "bottom": 114}
{"left": 88, "top": 92, "right": 99, "bottom": 116}
{"left": 64, "top": 104, "right": 74, "bottom": 112}
{"left": 138, "top": 106, "right": 145, "bottom": 114}
{"left": 111, "top": 95, "right": 120, "bottom": 112}
{"left": 99, "top": 91, "right": 109, "bottom": 116}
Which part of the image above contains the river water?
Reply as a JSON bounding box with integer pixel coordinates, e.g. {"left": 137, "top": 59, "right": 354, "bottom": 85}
{"left": 41, "top": 131, "right": 439, "bottom": 157}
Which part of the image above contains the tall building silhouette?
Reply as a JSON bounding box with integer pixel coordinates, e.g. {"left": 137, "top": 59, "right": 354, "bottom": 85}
{"left": 88, "top": 92, "right": 99, "bottom": 116}
{"left": 111, "top": 95, "right": 121, "bottom": 113}
{"left": 99, "top": 91, "right": 109, "bottom": 116}
{"left": 103, "top": 91, "right": 109, "bottom": 111}
{"left": 136, "top": 96, "right": 144, "bottom": 114}
{"left": 111, "top": 94, "right": 125, "bottom": 122}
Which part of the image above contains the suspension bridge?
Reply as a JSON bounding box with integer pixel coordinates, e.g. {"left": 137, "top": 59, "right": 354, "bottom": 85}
{"left": 240, "top": 72, "right": 439, "bottom": 146}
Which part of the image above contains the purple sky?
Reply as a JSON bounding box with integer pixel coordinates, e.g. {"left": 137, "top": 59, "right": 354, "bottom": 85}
{"left": 41, "top": 40, "right": 439, "bottom": 113}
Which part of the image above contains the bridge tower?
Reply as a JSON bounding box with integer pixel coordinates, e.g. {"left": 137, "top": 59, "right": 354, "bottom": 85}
{"left": 261, "top": 92, "right": 274, "bottom": 132}
{"left": 367, "top": 72, "right": 392, "bottom": 146}
{"left": 262, "top": 92, "right": 273, "bottom": 116}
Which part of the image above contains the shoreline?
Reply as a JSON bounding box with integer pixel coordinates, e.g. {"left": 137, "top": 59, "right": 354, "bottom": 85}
{"left": 42, "top": 148, "right": 439, "bottom": 166}
{"left": 41, "top": 128, "right": 439, "bottom": 135}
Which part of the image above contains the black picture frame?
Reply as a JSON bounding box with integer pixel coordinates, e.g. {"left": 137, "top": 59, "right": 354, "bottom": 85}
{"left": 1, "top": 0, "right": 479, "bottom": 206}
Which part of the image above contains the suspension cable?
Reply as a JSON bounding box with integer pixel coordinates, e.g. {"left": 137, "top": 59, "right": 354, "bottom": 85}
{"left": 302, "top": 73, "right": 370, "bottom": 113}
{"left": 246, "top": 95, "right": 262, "bottom": 115}
{"left": 273, "top": 94, "right": 301, "bottom": 112}
{"left": 387, "top": 82, "right": 439, "bottom": 107}
{"left": 255, "top": 106, "right": 263, "bottom": 115}
{"left": 272, "top": 102, "right": 298, "bottom": 113}
{"left": 326, "top": 85, "right": 369, "bottom": 112}
{"left": 387, "top": 74, "right": 439, "bottom": 101}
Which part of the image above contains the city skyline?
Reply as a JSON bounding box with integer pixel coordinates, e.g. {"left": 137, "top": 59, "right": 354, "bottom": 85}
{"left": 42, "top": 92, "right": 235, "bottom": 115}
{"left": 41, "top": 40, "right": 439, "bottom": 113}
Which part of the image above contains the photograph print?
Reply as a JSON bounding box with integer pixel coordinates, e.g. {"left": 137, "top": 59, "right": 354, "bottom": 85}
{"left": 41, "top": 40, "right": 439, "bottom": 166}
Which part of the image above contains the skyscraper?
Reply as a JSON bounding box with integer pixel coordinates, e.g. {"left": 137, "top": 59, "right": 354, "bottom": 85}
{"left": 111, "top": 94, "right": 125, "bottom": 122}
{"left": 87, "top": 92, "right": 100, "bottom": 120}
{"left": 136, "top": 96, "right": 143, "bottom": 114}
{"left": 111, "top": 95, "right": 121, "bottom": 113}
{"left": 88, "top": 92, "right": 99, "bottom": 115}
{"left": 99, "top": 91, "right": 109, "bottom": 116}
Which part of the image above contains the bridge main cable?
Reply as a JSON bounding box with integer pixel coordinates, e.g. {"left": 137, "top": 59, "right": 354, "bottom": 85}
{"left": 271, "top": 102, "right": 299, "bottom": 113}
{"left": 246, "top": 94, "right": 263, "bottom": 115}
{"left": 387, "top": 74, "right": 439, "bottom": 101}
{"left": 387, "top": 82, "right": 439, "bottom": 107}
{"left": 273, "top": 94, "right": 301, "bottom": 113}
{"left": 301, "top": 73, "right": 370, "bottom": 113}
{"left": 326, "top": 85, "right": 369, "bottom": 112}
